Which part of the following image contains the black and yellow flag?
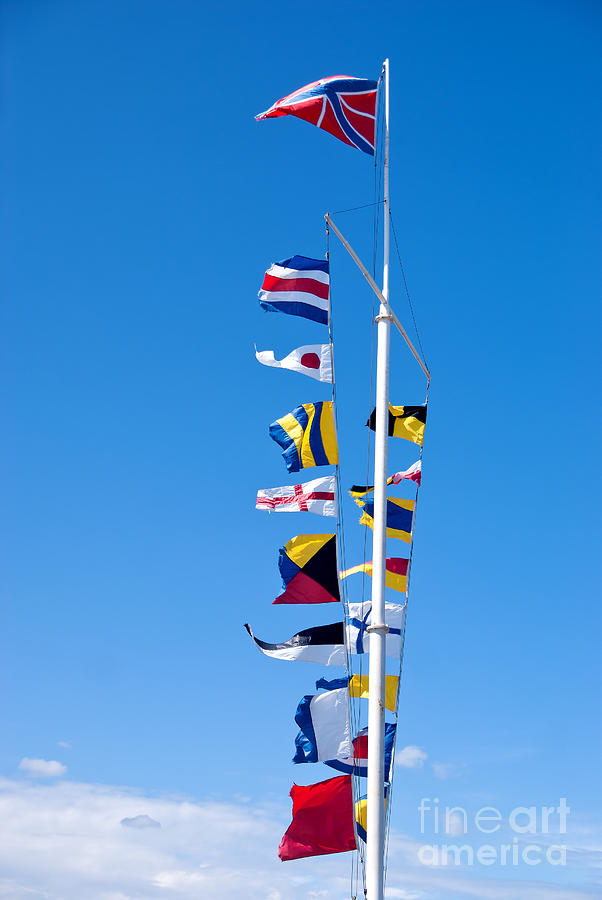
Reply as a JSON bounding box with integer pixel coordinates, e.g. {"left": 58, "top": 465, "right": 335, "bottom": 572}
{"left": 366, "top": 403, "right": 426, "bottom": 447}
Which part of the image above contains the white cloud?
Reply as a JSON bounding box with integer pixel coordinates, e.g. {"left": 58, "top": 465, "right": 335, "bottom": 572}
{"left": 57, "top": 741, "right": 71, "bottom": 749}
{"left": 153, "top": 868, "right": 206, "bottom": 889}
{"left": 0, "top": 775, "right": 598, "bottom": 900}
{"left": 386, "top": 889, "right": 423, "bottom": 899}
{"left": 121, "top": 814, "right": 160, "bottom": 829}
{"left": 431, "top": 762, "right": 458, "bottom": 780}
{"left": 18, "top": 758, "right": 66, "bottom": 777}
{"left": 444, "top": 811, "right": 466, "bottom": 836}
{"left": 396, "top": 745, "right": 428, "bottom": 768}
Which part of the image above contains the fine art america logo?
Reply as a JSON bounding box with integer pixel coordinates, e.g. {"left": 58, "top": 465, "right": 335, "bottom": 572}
{"left": 417, "top": 798, "right": 569, "bottom": 867}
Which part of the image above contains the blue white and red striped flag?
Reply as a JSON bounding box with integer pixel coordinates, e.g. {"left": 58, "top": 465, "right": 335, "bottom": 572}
{"left": 325, "top": 724, "right": 396, "bottom": 780}
{"left": 256, "top": 76, "right": 378, "bottom": 155}
{"left": 258, "top": 255, "right": 329, "bottom": 325}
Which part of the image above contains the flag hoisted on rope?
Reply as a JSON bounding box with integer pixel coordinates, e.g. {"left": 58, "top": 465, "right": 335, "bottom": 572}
{"left": 245, "top": 603, "right": 405, "bottom": 666}
{"left": 244, "top": 621, "right": 345, "bottom": 666}
{"left": 255, "top": 343, "right": 333, "bottom": 383}
{"left": 390, "top": 459, "right": 422, "bottom": 486}
{"left": 349, "top": 460, "right": 422, "bottom": 498}
{"left": 355, "top": 788, "right": 389, "bottom": 845}
{"left": 275, "top": 533, "right": 340, "bottom": 604}
{"left": 256, "top": 76, "right": 379, "bottom": 156}
{"left": 367, "top": 403, "right": 427, "bottom": 446}
{"left": 317, "top": 675, "right": 399, "bottom": 712}
{"left": 278, "top": 775, "right": 357, "bottom": 861}
{"left": 258, "top": 256, "right": 330, "bottom": 325}
{"left": 293, "top": 679, "right": 352, "bottom": 764}
{"left": 325, "top": 724, "right": 396, "bottom": 780}
{"left": 340, "top": 557, "right": 409, "bottom": 593}
{"left": 355, "top": 496, "right": 415, "bottom": 543}
{"left": 256, "top": 475, "right": 337, "bottom": 517}
{"left": 347, "top": 601, "right": 405, "bottom": 658}
{"left": 270, "top": 401, "right": 339, "bottom": 473}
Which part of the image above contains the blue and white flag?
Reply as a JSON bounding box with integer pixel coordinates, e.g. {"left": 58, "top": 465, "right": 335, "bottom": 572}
{"left": 346, "top": 601, "right": 405, "bottom": 658}
{"left": 324, "top": 724, "right": 396, "bottom": 780}
{"left": 293, "top": 679, "right": 352, "bottom": 764}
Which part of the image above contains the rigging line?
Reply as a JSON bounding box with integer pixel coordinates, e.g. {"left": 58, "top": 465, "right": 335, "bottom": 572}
{"left": 385, "top": 389, "right": 431, "bottom": 880}
{"left": 373, "top": 94, "right": 385, "bottom": 284}
{"left": 328, "top": 224, "right": 363, "bottom": 900}
{"left": 331, "top": 199, "right": 386, "bottom": 216}
{"left": 389, "top": 211, "right": 430, "bottom": 373}
{"left": 383, "top": 435, "right": 427, "bottom": 886}
{"left": 355, "top": 84, "right": 382, "bottom": 703}
{"left": 326, "top": 223, "right": 356, "bottom": 717}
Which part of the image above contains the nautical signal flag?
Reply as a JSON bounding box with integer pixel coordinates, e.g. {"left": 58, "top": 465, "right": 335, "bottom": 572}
{"left": 256, "top": 475, "right": 336, "bottom": 517}
{"left": 244, "top": 621, "right": 345, "bottom": 666}
{"left": 390, "top": 460, "right": 422, "bottom": 487}
{"left": 367, "top": 403, "right": 427, "bottom": 447}
{"left": 270, "top": 401, "right": 338, "bottom": 473}
{"left": 256, "top": 76, "right": 378, "bottom": 156}
{"left": 278, "top": 775, "right": 356, "bottom": 861}
{"left": 355, "top": 789, "right": 388, "bottom": 845}
{"left": 246, "top": 605, "right": 404, "bottom": 666}
{"left": 355, "top": 497, "right": 415, "bottom": 543}
{"left": 317, "top": 675, "right": 399, "bottom": 712}
{"left": 325, "top": 724, "right": 396, "bottom": 780}
{"left": 340, "top": 557, "right": 409, "bottom": 593}
{"left": 349, "top": 460, "right": 422, "bottom": 498}
{"left": 293, "top": 679, "right": 352, "bottom": 764}
{"left": 348, "top": 674, "right": 398, "bottom": 711}
{"left": 258, "top": 256, "right": 330, "bottom": 325}
{"left": 255, "top": 343, "right": 333, "bottom": 383}
{"left": 347, "top": 601, "right": 405, "bottom": 659}
{"left": 276, "top": 533, "right": 340, "bottom": 604}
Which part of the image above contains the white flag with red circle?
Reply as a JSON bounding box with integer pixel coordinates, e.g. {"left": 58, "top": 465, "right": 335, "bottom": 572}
{"left": 255, "top": 343, "right": 333, "bottom": 383}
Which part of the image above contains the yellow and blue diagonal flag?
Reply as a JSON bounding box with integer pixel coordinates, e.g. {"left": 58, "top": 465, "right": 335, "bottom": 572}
{"left": 269, "top": 401, "right": 339, "bottom": 473}
{"left": 354, "top": 496, "right": 415, "bottom": 543}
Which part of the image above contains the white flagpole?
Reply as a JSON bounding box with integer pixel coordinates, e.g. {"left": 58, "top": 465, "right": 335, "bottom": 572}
{"left": 366, "top": 57, "right": 390, "bottom": 900}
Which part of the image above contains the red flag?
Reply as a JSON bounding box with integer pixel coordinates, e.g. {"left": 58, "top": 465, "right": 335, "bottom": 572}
{"left": 278, "top": 775, "right": 356, "bottom": 861}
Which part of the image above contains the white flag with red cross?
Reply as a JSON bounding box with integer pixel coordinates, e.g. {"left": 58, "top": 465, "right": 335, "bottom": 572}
{"left": 256, "top": 475, "right": 337, "bottom": 517}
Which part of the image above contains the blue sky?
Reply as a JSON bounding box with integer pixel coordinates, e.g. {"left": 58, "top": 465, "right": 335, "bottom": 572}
{"left": 2, "top": 1, "right": 600, "bottom": 897}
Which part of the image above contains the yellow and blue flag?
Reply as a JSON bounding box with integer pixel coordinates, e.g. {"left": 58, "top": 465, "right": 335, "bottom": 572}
{"left": 269, "top": 401, "right": 338, "bottom": 473}
{"left": 355, "top": 788, "right": 389, "bottom": 844}
{"left": 355, "top": 496, "right": 414, "bottom": 543}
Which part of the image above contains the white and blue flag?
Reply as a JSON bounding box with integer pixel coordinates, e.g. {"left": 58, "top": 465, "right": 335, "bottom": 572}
{"left": 293, "top": 678, "right": 352, "bottom": 764}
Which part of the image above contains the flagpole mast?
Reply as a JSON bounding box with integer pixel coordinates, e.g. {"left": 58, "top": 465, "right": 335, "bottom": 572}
{"left": 366, "top": 57, "right": 390, "bottom": 900}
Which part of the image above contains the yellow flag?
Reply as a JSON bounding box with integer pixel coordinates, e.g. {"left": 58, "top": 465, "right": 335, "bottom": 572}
{"left": 349, "top": 674, "right": 399, "bottom": 712}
